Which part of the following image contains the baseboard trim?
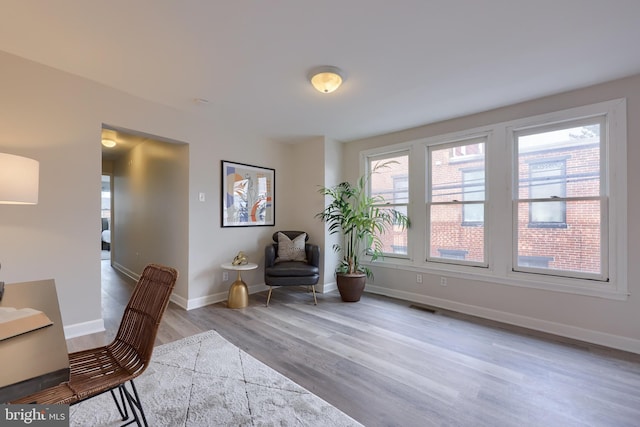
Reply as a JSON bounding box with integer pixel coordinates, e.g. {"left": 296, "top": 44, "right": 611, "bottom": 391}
{"left": 111, "top": 262, "right": 140, "bottom": 282}
{"left": 319, "top": 281, "right": 337, "bottom": 293}
{"left": 183, "top": 282, "right": 336, "bottom": 310}
{"left": 183, "top": 284, "right": 270, "bottom": 310}
{"left": 366, "top": 284, "right": 640, "bottom": 355}
{"left": 64, "top": 318, "right": 105, "bottom": 340}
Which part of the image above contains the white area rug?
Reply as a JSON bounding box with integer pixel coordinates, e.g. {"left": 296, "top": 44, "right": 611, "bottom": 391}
{"left": 70, "top": 330, "right": 362, "bottom": 426}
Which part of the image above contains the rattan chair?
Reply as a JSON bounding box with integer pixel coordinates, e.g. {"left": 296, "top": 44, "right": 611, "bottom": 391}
{"left": 11, "top": 263, "right": 178, "bottom": 427}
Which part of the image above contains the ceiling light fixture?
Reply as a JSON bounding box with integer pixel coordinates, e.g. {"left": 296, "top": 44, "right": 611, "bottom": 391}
{"left": 101, "top": 139, "right": 116, "bottom": 148}
{"left": 309, "top": 66, "right": 344, "bottom": 94}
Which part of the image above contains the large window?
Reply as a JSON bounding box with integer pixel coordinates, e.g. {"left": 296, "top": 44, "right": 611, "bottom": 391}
{"left": 428, "top": 137, "right": 486, "bottom": 265}
{"left": 514, "top": 119, "right": 605, "bottom": 279}
{"left": 360, "top": 99, "right": 626, "bottom": 299}
{"left": 367, "top": 152, "right": 409, "bottom": 256}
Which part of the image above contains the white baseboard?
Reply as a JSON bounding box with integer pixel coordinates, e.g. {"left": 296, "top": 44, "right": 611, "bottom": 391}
{"left": 64, "top": 318, "right": 105, "bottom": 340}
{"left": 181, "top": 282, "right": 338, "bottom": 310}
{"left": 183, "top": 284, "right": 270, "bottom": 310}
{"left": 111, "top": 262, "right": 140, "bottom": 282}
{"left": 319, "top": 281, "right": 337, "bottom": 293}
{"left": 366, "top": 284, "right": 640, "bottom": 355}
{"left": 169, "top": 292, "right": 190, "bottom": 310}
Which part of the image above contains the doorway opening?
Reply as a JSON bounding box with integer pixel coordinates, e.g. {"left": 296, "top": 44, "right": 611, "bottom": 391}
{"left": 101, "top": 174, "right": 111, "bottom": 261}
{"left": 100, "top": 125, "right": 188, "bottom": 326}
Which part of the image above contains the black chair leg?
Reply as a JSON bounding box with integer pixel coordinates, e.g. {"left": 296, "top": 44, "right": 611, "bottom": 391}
{"left": 110, "top": 386, "right": 130, "bottom": 421}
{"left": 116, "top": 380, "right": 147, "bottom": 427}
{"left": 127, "top": 380, "right": 148, "bottom": 427}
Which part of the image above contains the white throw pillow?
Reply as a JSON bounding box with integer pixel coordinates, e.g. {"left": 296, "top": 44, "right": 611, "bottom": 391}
{"left": 276, "top": 232, "right": 307, "bottom": 262}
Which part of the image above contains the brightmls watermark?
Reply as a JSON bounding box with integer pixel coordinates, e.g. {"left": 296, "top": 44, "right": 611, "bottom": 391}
{"left": 1, "top": 405, "right": 68, "bottom": 426}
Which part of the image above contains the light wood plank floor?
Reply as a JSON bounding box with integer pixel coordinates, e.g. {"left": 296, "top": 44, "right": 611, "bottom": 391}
{"left": 67, "top": 262, "right": 640, "bottom": 426}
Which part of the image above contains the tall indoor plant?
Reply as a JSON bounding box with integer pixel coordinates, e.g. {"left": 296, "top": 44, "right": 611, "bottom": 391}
{"left": 316, "top": 161, "right": 410, "bottom": 302}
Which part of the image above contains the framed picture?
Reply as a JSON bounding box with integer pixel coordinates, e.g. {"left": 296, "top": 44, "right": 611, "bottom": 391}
{"left": 221, "top": 160, "right": 275, "bottom": 227}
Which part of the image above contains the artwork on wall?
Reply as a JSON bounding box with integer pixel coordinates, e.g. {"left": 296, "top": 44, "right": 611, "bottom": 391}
{"left": 221, "top": 160, "right": 275, "bottom": 227}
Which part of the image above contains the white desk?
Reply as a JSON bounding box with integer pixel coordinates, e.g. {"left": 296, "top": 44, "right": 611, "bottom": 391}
{"left": 221, "top": 262, "right": 258, "bottom": 309}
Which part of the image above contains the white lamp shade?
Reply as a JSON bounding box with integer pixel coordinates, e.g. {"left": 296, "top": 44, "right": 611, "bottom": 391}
{"left": 0, "top": 153, "right": 39, "bottom": 204}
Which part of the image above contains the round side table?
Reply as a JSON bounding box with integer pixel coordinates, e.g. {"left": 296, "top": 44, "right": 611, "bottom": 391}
{"left": 221, "top": 262, "right": 258, "bottom": 309}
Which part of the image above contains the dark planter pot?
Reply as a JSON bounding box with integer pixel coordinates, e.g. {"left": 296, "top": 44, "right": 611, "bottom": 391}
{"left": 336, "top": 273, "right": 366, "bottom": 302}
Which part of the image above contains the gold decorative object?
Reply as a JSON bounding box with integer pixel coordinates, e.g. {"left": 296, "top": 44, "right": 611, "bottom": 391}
{"left": 232, "top": 251, "right": 248, "bottom": 266}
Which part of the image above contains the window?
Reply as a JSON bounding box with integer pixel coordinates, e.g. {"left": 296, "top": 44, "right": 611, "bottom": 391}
{"left": 528, "top": 159, "right": 567, "bottom": 226}
{"left": 360, "top": 99, "right": 626, "bottom": 299}
{"left": 514, "top": 118, "right": 605, "bottom": 279}
{"left": 437, "top": 249, "right": 468, "bottom": 260}
{"left": 451, "top": 142, "right": 484, "bottom": 159}
{"left": 462, "top": 168, "right": 484, "bottom": 225}
{"left": 518, "top": 255, "right": 553, "bottom": 268}
{"left": 428, "top": 137, "right": 486, "bottom": 265}
{"left": 368, "top": 151, "right": 409, "bottom": 256}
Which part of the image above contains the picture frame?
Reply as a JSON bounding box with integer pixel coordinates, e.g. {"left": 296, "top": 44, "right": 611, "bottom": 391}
{"left": 221, "top": 160, "right": 275, "bottom": 227}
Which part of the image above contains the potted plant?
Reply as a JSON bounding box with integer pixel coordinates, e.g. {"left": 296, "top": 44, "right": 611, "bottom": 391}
{"left": 316, "top": 161, "right": 410, "bottom": 302}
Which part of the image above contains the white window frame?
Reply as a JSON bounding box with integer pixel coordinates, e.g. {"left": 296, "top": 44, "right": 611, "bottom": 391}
{"left": 512, "top": 116, "right": 607, "bottom": 281}
{"left": 426, "top": 135, "right": 488, "bottom": 267}
{"left": 358, "top": 98, "right": 627, "bottom": 300}
{"left": 364, "top": 148, "right": 411, "bottom": 259}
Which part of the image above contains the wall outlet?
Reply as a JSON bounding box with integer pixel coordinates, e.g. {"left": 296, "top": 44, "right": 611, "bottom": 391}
{"left": 222, "top": 271, "right": 229, "bottom": 281}
{"left": 440, "top": 277, "right": 447, "bottom": 286}
{"left": 416, "top": 274, "right": 422, "bottom": 283}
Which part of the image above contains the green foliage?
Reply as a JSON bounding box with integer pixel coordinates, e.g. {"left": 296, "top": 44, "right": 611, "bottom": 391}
{"left": 316, "top": 161, "right": 410, "bottom": 278}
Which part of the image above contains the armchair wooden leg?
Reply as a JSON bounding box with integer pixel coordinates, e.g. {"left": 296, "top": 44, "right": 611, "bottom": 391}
{"left": 311, "top": 285, "right": 317, "bottom": 305}
{"left": 266, "top": 286, "right": 273, "bottom": 307}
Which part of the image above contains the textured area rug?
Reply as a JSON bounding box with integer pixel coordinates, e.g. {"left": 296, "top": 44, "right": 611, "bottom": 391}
{"left": 70, "top": 331, "right": 362, "bottom": 426}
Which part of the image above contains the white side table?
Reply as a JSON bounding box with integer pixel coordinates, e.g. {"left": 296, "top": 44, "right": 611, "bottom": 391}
{"left": 221, "top": 262, "right": 258, "bottom": 309}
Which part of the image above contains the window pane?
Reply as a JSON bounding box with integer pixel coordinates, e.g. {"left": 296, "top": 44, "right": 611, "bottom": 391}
{"left": 516, "top": 200, "right": 601, "bottom": 274}
{"left": 373, "top": 206, "right": 408, "bottom": 255}
{"left": 531, "top": 200, "right": 565, "bottom": 223}
{"left": 518, "top": 124, "right": 600, "bottom": 198}
{"left": 530, "top": 161, "right": 565, "bottom": 199}
{"left": 431, "top": 141, "right": 485, "bottom": 203}
{"left": 523, "top": 159, "right": 566, "bottom": 224}
{"left": 430, "top": 204, "right": 484, "bottom": 263}
{"left": 463, "top": 169, "right": 484, "bottom": 223}
{"left": 370, "top": 155, "right": 409, "bottom": 203}
{"left": 369, "top": 152, "right": 409, "bottom": 257}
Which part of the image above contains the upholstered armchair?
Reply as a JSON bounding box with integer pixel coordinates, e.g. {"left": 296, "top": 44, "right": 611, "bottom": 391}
{"left": 264, "top": 231, "right": 320, "bottom": 306}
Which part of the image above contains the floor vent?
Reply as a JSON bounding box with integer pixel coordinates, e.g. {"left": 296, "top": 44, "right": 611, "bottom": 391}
{"left": 409, "top": 304, "right": 437, "bottom": 314}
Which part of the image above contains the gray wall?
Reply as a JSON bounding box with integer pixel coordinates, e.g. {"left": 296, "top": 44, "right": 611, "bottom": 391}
{"left": 111, "top": 138, "right": 189, "bottom": 301}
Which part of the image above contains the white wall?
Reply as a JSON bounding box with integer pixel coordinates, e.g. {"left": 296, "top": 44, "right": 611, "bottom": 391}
{"left": 0, "top": 51, "right": 292, "bottom": 335}
{"left": 343, "top": 74, "right": 640, "bottom": 353}
{"left": 321, "top": 137, "right": 343, "bottom": 291}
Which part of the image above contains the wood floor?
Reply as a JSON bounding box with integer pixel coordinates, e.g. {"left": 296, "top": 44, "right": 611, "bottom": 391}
{"left": 67, "top": 262, "right": 640, "bottom": 426}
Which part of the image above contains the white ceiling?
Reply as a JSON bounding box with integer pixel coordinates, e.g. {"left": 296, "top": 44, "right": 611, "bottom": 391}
{"left": 2, "top": 1, "right": 640, "bottom": 143}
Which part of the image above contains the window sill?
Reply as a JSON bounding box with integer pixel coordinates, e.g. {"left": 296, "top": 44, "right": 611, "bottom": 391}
{"left": 365, "top": 258, "right": 629, "bottom": 301}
